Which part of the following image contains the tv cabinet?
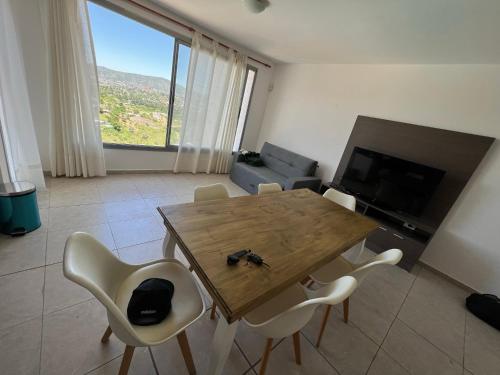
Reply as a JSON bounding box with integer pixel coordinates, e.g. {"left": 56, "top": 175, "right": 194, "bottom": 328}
{"left": 329, "top": 184, "right": 433, "bottom": 270}
{"left": 331, "top": 116, "right": 494, "bottom": 271}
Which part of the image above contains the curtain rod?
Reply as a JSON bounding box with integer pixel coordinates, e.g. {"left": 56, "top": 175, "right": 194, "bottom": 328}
{"left": 126, "top": 0, "right": 272, "bottom": 68}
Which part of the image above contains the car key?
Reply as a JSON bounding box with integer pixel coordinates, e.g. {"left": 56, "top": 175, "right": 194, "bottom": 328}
{"left": 247, "top": 253, "right": 270, "bottom": 268}
{"left": 227, "top": 249, "right": 251, "bottom": 265}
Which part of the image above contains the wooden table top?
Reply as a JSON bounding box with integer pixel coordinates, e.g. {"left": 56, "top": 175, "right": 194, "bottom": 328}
{"left": 158, "top": 188, "right": 378, "bottom": 323}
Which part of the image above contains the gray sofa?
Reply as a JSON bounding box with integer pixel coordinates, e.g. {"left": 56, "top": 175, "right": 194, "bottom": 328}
{"left": 230, "top": 142, "right": 321, "bottom": 194}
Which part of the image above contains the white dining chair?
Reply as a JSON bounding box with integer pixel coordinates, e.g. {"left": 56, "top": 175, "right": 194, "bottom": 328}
{"left": 194, "top": 183, "right": 229, "bottom": 202}
{"left": 310, "top": 248, "right": 403, "bottom": 347}
{"left": 63, "top": 232, "right": 205, "bottom": 375}
{"left": 243, "top": 276, "right": 357, "bottom": 375}
{"left": 194, "top": 183, "right": 230, "bottom": 320}
{"left": 322, "top": 188, "right": 365, "bottom": 262}
{"left": 257, "top": 183, "right": 282, "bottom": 195}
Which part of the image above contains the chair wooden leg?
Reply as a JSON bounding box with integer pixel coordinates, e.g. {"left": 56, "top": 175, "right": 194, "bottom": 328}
{"left": 210, "top": 302, "right": 217, "bottom": 320}
{"left": 101, "top": 326, "right": 112, "bottom": 343}
{"left": 307, "top": 280, "right": 314, "bottom": 288}
{"left": 118, "top": 345, "right": 135, "bottom": 375}
{"left": 177, "top": 330, "right": 196, "bottom": 375}
{"left": 316, "top": 305, "right": 332, "bottom": 348}
{"left": 259, "top": 338, "right": 273, "bottom": 375}
{"left": 292, "top": 332, "right": 301, "bottom": 365}
{"left": 343, "top": 298, "right": 349, "bottom": 323}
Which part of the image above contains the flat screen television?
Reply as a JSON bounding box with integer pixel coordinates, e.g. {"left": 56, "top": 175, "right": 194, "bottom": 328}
{"left": 339, "top": 147, "right": 445, "bottom": 217}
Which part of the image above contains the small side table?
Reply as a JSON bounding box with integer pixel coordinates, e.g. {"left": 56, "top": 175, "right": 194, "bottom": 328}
{"left": 0, "top": 181, "right": 41, "bottom": 235}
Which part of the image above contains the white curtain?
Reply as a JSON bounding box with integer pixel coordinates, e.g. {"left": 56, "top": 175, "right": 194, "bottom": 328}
{"left": 0, "top": 1, "right": 46, "bottom": 188}
{"left": 47, "top": 0, "right": 106, "bottom": 177}
{"left": 174, "top": 32, "right": 247, "bottom": 174}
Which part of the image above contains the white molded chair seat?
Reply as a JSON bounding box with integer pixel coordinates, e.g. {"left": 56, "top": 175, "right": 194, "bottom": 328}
{"left": 309, "top": 249, "right": 403, "bottom": 347}
{"left": 322, "top": 188, "right": 365, "bottom": 262}
{"left": 194, "top": 182, "right": 229, "bottom": 201}
{"left": 243, "top": 276, "right": 357, "bottom": 374}
{"left": 257, "top": 183, "right": 282, "bottom": 195}
{"left": 193, "top": 183, "right": 230, "bottom": 320}
{"left": 64, "top": 232, "right": 205, "bottom": 374}
{"left": 114, "top": 261, "right": 204, "bottom": 345}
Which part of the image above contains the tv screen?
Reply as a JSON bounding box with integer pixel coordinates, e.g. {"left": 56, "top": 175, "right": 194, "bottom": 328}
{"left": 339, "top": 147, "right": 445, "bottom": 217}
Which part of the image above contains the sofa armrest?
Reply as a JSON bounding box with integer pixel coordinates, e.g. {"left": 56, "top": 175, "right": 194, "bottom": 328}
{"left": 284, "top": 176, "right": 322, "bottom": 192}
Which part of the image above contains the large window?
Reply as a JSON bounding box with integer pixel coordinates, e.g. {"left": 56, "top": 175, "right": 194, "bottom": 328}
{"left": 88, "top": 1, "right": 257, "bottom": 152}
{"left": 87, "top": 2, "right": 190, "bottom": 150}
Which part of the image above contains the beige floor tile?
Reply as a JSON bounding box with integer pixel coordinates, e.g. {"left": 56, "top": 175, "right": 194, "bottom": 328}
{"left": 367, "top": 349, "right": 409, "bottom": 375}
{"left": 104, "top": 199, "right": 155, "bottom": 222}
{"left": 37, "top": 191, "right": 50, "bottom": 209}
{"left": 110, "top": 217, "right": 165, "bottom": 248}
{"left": 41, "top": 299, "right": 123, "bottom": 375}
{"left": 117, "top": 239, "right": 164, "bottom": 264}
{"left": 98, "top": 186, "right": 142, "bottom": 202}
{"left": 152, "top": 313, "right": 251, "bottom": 375}
{"left": 235, "top": 323, "right": 278, "bottom": 366}
{"left": 0, "top": 267, "right": 44, "bottom": 331}
{"left": 136, "top": 180, "right": 176, "bottom": 199}
{"left": 261, "top": 334, "right": 340, "bottom": 375}
{"left": 382, "top": 319, "right": 463, "bottom": 375}
{"left": 0, "top": 317, "right": 42, "bottom": 375}
{"left": 49, "top": 187, "right": 101, "bottom": 207}
{"left": 43, "top": 263, "right": 93, "bottom": 314}
{"left": 0, "top": 231, "right": 47, "bottom": 276}
{"left": 48, "top": 203, "right": 107, "bottom": 231}
{"left": 398, "top": 268, "right": 467, "bottom": 362}
{"left": 464, "top": 312, "right": 500, "bottom": 375}
{"left": 87, "top": 347, "right": 156, "bottom": 375}
{"left": 46, "top": 223, "right": 115, "bottom": 264}
{"left": 325, "top": 260, "right": 412, "bottom": 345}
{"left": 302, "top": 307, "right": 379, "bottom": 375}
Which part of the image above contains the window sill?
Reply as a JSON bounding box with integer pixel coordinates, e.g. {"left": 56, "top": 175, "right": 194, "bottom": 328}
{"left": 103, "top": 143, "right": 178, "bottom": 152}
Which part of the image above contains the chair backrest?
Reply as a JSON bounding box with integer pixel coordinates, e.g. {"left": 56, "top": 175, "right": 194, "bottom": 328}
{"left": 258, "top": 183, "right": 282, "bottom": 195}
{"left": 194, "top": 183, "right": 229, "bottom": 202}
{"left": 248, "top": 276, "right": 357, "bottom": 338}
{"left": 323, "top": 188, "right": 356, "bottom": 211}
{"left": 351, "top": 248, "right": 403, "bottom": 284}
{"left": 63, "top": 232, "right": 143, "bottom": 346}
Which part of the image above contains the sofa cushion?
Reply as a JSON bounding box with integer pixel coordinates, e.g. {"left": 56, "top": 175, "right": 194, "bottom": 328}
{"left": 260, "top": 142, "right": 317, "bottom": 178}
{"left": 230, "top": 162, "right": 287, "bottom": 194}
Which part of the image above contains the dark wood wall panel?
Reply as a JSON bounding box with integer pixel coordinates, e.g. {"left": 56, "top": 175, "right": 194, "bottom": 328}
{"left": 332, "top": 116, "right": 495, "bottom": 229}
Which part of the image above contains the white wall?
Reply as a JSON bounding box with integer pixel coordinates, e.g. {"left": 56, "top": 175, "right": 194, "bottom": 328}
{"left": 257, "top": 64, "right": 500, "bottom": 293}
{"left": 10, "top": 0, "right": 273, "bottom": 172}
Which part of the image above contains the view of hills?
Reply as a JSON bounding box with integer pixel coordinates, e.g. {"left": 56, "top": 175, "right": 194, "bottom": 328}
{"left": 97, "top": 66, "right": 185, "bottom": 146}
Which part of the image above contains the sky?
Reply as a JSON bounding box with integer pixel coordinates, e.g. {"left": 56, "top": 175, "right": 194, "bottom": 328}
{"left": 87, "top": 2, "right": 189, "bottom": 83}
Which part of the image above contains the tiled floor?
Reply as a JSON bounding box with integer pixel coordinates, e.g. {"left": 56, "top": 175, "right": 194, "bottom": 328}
{"left": 0, "top": 173, "right": 499, "bottom": 375}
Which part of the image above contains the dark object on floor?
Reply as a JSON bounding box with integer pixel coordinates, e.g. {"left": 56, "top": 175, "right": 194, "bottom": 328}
{"left": 127, "top": 278, "right": 174, "bottom": 326}
{"left": 230, "top": 142, "right": 321, "bottom": 194}
{"left": 466, "top": 293, "right": 500, "bottom": 330}
{"left": 241, "top": 151, "right": 265, "bottom": 167}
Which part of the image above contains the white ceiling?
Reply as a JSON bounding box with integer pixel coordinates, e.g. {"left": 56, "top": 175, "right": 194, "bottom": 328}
{"left": 151, "top": 0, "right": 500, "bottom": 64}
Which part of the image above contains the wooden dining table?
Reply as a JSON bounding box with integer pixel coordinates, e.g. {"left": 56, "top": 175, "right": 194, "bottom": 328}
{"left": 158, "top": 188, "right": 378, "bottom": 375}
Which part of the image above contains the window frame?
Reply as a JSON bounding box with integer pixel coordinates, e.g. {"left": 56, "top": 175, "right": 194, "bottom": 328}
{"left": 89, "top": 0, "right": 190, "bottom": 152}
{"left": 89, "top": 0, "right": 258, "bottom": 153}
{"left": 233, "top": 65, "right": 258, "bottom": 153}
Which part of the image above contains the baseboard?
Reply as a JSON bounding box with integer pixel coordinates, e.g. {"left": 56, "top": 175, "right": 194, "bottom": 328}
{"left": 417, "top": 260, "right": 477, "bottom": 294}
{"left": 43, "top": 169, "right": 176, "bottom": 175}
{"left": 106, "top": 169, "right": 174, "bottom": 174}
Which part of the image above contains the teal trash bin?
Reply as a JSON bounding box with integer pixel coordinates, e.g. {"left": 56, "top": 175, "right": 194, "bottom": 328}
{"left": 0, "top": 181, "right": 41, "bottom": 236}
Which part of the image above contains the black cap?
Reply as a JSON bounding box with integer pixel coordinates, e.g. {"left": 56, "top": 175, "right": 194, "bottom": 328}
{"left": 127, "top": 278, "right": 175, "bottom": 326}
